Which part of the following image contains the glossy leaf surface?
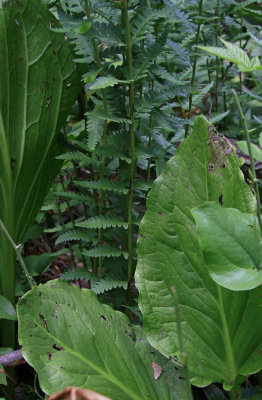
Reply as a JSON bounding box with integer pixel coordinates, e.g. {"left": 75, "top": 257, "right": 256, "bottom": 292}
{"left": 136, "top": 115, "right": 262, "bottom": 389}
{"left": 193, "top": 202, "right": 262, "bottom": 290}
{"left": 18, "top": 280, "right": 187, "bottom": 399}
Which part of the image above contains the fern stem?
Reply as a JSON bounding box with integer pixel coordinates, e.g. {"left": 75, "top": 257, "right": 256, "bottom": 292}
{"left": 147, "top": 79, "right": 154, "bottom": 182}
{"left": 185, "top": 0, "right": 203, "bottom": 137}
{"left": 214, "top": 0, "right": 220, "bottom": 113}
{"left": 85, "top": 0, "right": 108, "bottom": 278}
{"left": 251, "top": 72, "right": 262, "bottom": 97}
{"left": 239, "top": 17, "right": 243, "bottom": 98}
{"left": 122, "top": 0, "right": 136, "bottom": 303}
{"left": 221, "top": 63, "right": 227, "bottom": 114}
{"left": 232, "top": 89, "right": 262, "bottom": 236}
{"left": 202, "top": 32, "right": 212, "bottom": 84}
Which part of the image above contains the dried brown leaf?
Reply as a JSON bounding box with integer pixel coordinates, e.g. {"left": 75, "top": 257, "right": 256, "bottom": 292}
{"left": 48, "top": 386, "right": 112, "bottom": 400}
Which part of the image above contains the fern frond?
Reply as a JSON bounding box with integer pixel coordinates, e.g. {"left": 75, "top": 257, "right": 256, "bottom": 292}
{"left": 134, "top": 86, "right": 174, "bottom": 118}
{"left": 90, "top": 0, "right": 118, "bottom": 23}
{"left": 55, "top": 229, "right": 94, "bottom": 245}
{"left": 86, "top": 113, "right": 104, "bottom": 152}
{"left": 75, "top": 179, "right": 129, "bottom": 194}
{"left": 72, "top": 140, "right": 90, "bottom": 152}
{"left": 233, "top": 0, "right": 258, "bottom": 12}
{"left": 86, "top": 109, "right": 131, "bottom": 124}
{"left": 95, "top": 146, "right": 131, "bottom": 163}
{"left": 130, "top": 9, "right": 160, "bottom": 43}
{"left": 56, "top": 151, "right": 93, "bottom": 163}
{"left": 134, "top": 181, "right": 152, "bottom": 191}
{"left": 67, "top": 119, "right": 85, "bottom": 139}
{"left": 191, "top": 81, "right": 214, "bottom": 108}
{"left": 248, "top": 31, "right": 262, "bottom": 47}
{"left": 44, "top": 219, "right": 79, "bottom": 234}
{"left": 91, "top": 278, "right": 127, "bottom": 294}
{"left": 61, "top": 269, "right": 97, "bottom": 281}
{"left": 88, "top": 76, "right": 129, "bottom": 91}
{"left": 76, "top": 216, "right": 128, "bottom": 229}
{"left": 150, "top": 65, "right": 188, "bottom": 86}
{"left": 53, "top": 191, "right": 94, "bottom": 204}
{"left": 135, "top": 146, "right": 157, "bottom": 158}
{"left": 210, "top": 111, "right": 230, "bottom": 124}
{"left": 58, "top": 0, "right": 83, "bottom": 14}
{"left": 166, "top": 39, "right": 190, "bottom": 66}
{"left": 133, "top": 33, "right": 168, "bottom": 80}
{"left": 82, "top": 244, "right": 128, "bottom": 259}
{"left": 93, "top": 22, "right": 125, "bottom": 47}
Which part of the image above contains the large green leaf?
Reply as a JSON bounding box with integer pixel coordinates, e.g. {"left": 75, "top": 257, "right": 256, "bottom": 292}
{"left": 0, "top": 0, "right": 82, "bottom": 320}
{"left": 192, "top": 202, "right": 262, "bottom": 291}
{"left": 0, "top": 0, "right": 81, "bottom": 243}
{"left": 17, "top": 280, "right": 187, "bottom": 399}
{"left": 136, "top": 115, "right": 262, "bottom": 390}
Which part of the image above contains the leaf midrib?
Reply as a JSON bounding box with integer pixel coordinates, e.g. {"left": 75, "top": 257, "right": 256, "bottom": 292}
{"left": 33, "top": 318, "right": 145, "bottom": 400}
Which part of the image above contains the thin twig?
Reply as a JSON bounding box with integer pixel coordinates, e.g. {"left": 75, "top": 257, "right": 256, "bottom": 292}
{"left": 232, "top": 89, "right": 262, "bottom": 237}
{"left": 0, "top": 219, "right": 35, "bottom": 289}
{"left": 0, "top": 350, "right": 24, "bottom": 367}
{"left": 122, "top": 0, "right": 136, "bottom": 305}
{"left": 208, "top": 64, "right": 232, "bottom": 117}
{"left": 185, "top": 0, "right": 203, "bottom": 137}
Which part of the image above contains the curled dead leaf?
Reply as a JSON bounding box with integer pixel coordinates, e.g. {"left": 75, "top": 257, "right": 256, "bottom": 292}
{"left": 48, "top": 387, "right": 112, "bottom": 400}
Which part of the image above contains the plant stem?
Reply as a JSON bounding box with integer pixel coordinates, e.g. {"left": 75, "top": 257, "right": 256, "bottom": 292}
{"left": 185, "top": 0, "right": 203, "bottom": 137}
{"left": 122, "top": 0, "right": 136, "bottom": 304}
{"left": 208, "top": 64, "right": 232, "bottom": 117}
{"left": 214, "top": 0, "right": 220, "bottom": 113}
{"left": 147, "top": 79, "right": 154, "bottom": 182}
{"left": 232, "top": 89, "right": 262, "bottom": 237}
{"left": 251, "top": 72, "right": 262, "bottom": 97}
{"left": 0, "top": 218, "right": 35, "bottom": 289}
{"left": 229, "top": 386, "right": 241, "bottom": 400}
{"left": 202, "top": 31, "right": 212, "bottom": 84}
{"left": 258, "top": 370, "right": 262, "bottom": 389}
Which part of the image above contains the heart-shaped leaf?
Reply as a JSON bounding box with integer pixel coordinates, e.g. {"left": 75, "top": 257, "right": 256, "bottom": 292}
{"left": 136, "top": 115, "right": 262, "bottom": 390}
{"left": 18, "top": 280, "right": 187, "bottom": 399}
{"left": 193, "top": 202, "right": 262, "bottom": 291}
